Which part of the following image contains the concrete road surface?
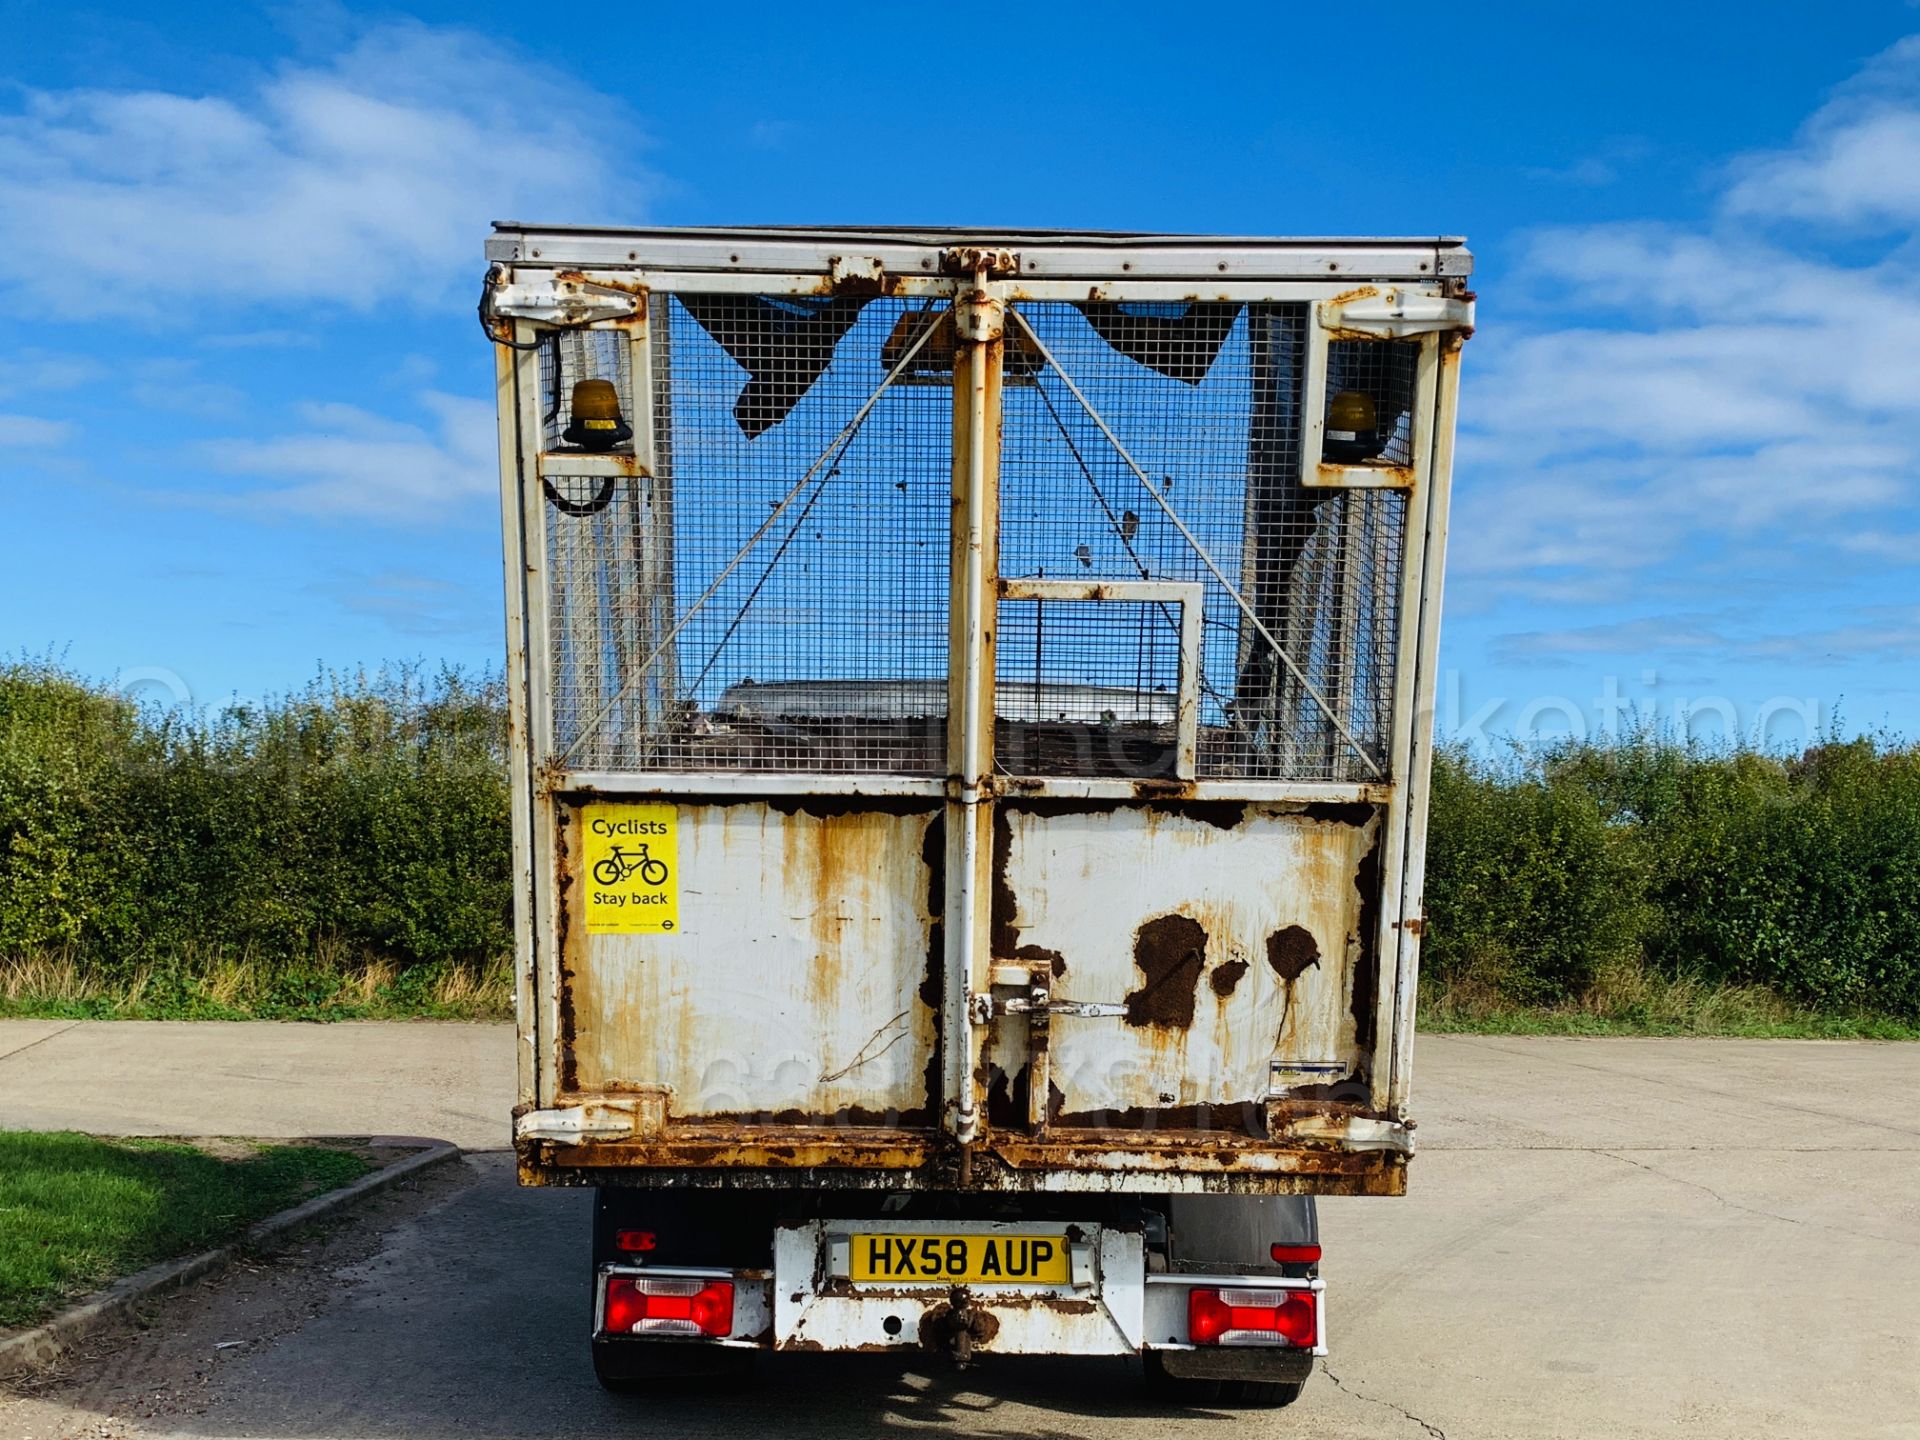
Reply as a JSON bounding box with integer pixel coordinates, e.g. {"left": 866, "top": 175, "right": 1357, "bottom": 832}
{"left": 0, "top": 1020, "right": 512, "bottom": 1150}
{"left": 2, "top": 1022, "right": 1916, "bottom": 1438}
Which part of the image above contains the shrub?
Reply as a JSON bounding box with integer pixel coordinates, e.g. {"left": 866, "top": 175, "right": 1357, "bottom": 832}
{"left": 0, "top": 661, "right": 511, "bottom": 992}
{"left": 1423, "top": 745, "right": 1651, "bottom": 1004}
{"left": 1425, "top": 733, "right": 1920, "bottom": 1020}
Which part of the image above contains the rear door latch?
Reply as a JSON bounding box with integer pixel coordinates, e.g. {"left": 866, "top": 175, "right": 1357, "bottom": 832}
{"left": 969, "top": 982, "right": 1126, "bottom": 1024}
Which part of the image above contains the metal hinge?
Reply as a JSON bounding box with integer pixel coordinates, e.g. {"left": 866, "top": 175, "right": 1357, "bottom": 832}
{"left": 483, "top": 264, "right": 642, "bottom": 326}
{"left": 1322, "top": 287, "right": 1474, "bottom": 338}
{"left": 514, "top": 1089, "right": 671, "bottom": 1142}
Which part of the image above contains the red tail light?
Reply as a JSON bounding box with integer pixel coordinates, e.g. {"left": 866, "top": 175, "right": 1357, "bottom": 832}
{"left": 613, "top": 1229, "right": 657, "bottom": 1253}
{"left": 603, "top": 1276, "right": 734, "bottom": 1338}
{"left": 1188, "top": 1287, "right": 1317, "bottom": 1348}
{"left": 1270, "top": 1243, "right": 1322, "bottom": 1265}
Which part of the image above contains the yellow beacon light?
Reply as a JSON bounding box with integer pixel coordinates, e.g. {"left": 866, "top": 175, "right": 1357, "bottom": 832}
{"left": 563, "top": 379, "right": 632, "bottom": 451}
{"left": 1324, "top": 388, "right": 1383, "bottom": 463}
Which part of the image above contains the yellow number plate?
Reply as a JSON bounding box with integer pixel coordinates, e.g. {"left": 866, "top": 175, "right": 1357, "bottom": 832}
{"left": 850, "top": 1233, "right": 1070, "bottom": 1285}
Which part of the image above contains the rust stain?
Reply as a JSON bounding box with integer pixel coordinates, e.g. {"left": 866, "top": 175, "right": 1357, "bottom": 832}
{"left": 1350, "top": 828, "right": 1383, "bottom": 1054}
{"left": 1175, "top": 800, "right": 1246, "bottom": 831}
{"left": 1123, "top": 914, "right": 1209, "bottom": 1029}
{"left": 985, "top": 1061, "right": 1028, "bottom": 1131}
{"left": 523, "top": 1132, "right": 1409, "bottom": 1196}
{"left": 554, "top": 805, "right": 580, "bottom": 1092}
{"left": 989, "top": 806, "right": 1018, "bottom": 958}
{"left": 824, "top": 258, "right": 900, "bottom": 298}
{"left": 1006, "top": 943, "right": 1066, "bottom": 978}
{"left": 918, "top": 1287, "right": 1000, "bottom": 1362}
{"left": 1324, "top": 284, "right": 1382, "bottom": 310}
{"left": 1128, "top": 777, "right": 1200, "bottom": 802}
{"left": 1266, "top": 925, "right": 1321, "bottom": 983}
{"left": 1052, "top": 1098, "right": 1265, "bottom": 1137}
{"left": 1317, "top": 461, "right": 1416, "bottom": 486}
{"left": 1209, "top": 958, "right": 1249, "bottom": 997}
{"left": 1299, "top": 800, "right": 1377, "bottom": 827}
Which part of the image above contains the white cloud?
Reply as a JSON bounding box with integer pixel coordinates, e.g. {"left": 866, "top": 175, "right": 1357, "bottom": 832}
{"left": 1723, "top": 36, "right": 1920, "bottom": 228}
{"left": 200, "top": 389, "right": 496, "bottom": 524}
{"left": 1521, "top": 137, "right": 1653, "bottom": 189}
{"left": 0, "top": 22, "right": 646, "bottom": 318}
{"left": 130, "top": 358, "right": 247, "bottom": 418}
{"left": 0, "top": 348, "right": 103, "bottom": 398}
{"left": 308, "top": 568, "right": 494, "bottom": 637}
{"left": 1456, "top": 36, "right": 1920, "bottom": 625}
{"left": 0, "top": 414, "right": 72, "bottom": 447}
{"left": 1493, "top": 607, "right": 1920, "bottom": 668}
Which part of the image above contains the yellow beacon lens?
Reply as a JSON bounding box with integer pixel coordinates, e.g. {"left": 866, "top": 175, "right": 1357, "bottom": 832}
{"left": 1328, "top": 390, "right": 1376, "bottom": 433}
{"left": 562, "top": 378, "right": 632, "bottom": 451}
{"left": 1324, "top": 388, "right": 1384, "bottom": 463}
{"left": 572, "top": 380, "right": 623, "bottom": 427}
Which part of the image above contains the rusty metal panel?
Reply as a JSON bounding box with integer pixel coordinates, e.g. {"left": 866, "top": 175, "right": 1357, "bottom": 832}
{"left": 555, "top": 799, "right": 941, "bottom": 1127}
{"left": 987, "top": 802, "right": 1380, "bottom": 1134}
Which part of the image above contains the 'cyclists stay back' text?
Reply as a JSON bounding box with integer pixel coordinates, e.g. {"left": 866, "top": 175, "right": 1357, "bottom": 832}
{"left": 580, "top": 803, "right": 680, "bottom": 935}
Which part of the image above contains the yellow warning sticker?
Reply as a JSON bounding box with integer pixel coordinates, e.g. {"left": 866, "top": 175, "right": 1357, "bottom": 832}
{"left": 580, "top": 803, "right": 679, "bottom": 935}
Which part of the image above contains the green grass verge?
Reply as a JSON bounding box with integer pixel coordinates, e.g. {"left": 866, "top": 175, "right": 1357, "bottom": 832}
{"left": 0, "top": 1132, "right": 370, "bottom": 1330}
{"left": 1419, "top": 967, "right": 1920, "bottom": 1040}
{"left": 0, "top": 993, "right": 511, "bottom": 1023}
{"left": 1419, "top": 1007, "right": 1920, "bottom": 1040}
{"left": 0, "top": 953, "right": 512, "bottom": 1023}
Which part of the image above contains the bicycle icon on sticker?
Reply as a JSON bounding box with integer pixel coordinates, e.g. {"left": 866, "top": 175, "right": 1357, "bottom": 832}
{"left": 593, "top": 844, "right": 669, "bottom": 889}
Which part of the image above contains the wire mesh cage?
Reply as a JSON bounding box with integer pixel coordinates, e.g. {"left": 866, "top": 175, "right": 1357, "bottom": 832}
{"left": 544, "top": 293, "right": 953, "bottom": 774}
{"left": 1000, "top": 302, "right": 1404, "bottom": 782}
{"left": 995, "top": 597, "right": 1183, "bottom": 778}
{"left": 536, "top": 287, "right": 1408, "bottom": 782}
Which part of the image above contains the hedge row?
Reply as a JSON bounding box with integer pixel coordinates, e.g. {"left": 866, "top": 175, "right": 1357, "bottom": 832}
{"left": 1425, "top": 736, "right": 1920, "bottom": 1018}
{"left": 0, "top": 662, "right": 510, "bottom": 996}
{"left": 3, "top": 663, "right": 1916, "bottom": 1019}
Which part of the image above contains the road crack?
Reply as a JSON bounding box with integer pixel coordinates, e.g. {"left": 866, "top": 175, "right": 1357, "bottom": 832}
{"left": 1321, "top": 1359, "right": 1447, "bottom": 1438}
{"left": 0, "top": 1020, "right": 82, "bottom": 1064}
{"left": 1602, "top": 1150, "right": 1920, "bottom": 1251}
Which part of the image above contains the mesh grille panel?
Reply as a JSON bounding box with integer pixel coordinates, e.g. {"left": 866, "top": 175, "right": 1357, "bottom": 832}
{"left": 1002, "top": 302, "right": 1405, "bottom": 781}
{"left": 545, "top": 294, "right": 952, "bottom": 773}
{"left": 996, "top": 598, "right": 1182, "bottom": 778}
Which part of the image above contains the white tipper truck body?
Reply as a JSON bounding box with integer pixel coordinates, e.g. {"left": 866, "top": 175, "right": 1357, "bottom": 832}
{"left": 483, "top": 225, "right": 1471, "bottom": 1397}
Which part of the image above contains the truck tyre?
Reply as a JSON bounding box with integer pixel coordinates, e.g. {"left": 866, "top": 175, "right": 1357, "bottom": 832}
{"left": 1142, "top": 1353, "right": 1306, "bottom": 1409}
{"left": 591, "top": 1339, "right": 752, "bottom": 1393}
{"left": 1223, "top": 1378, "right": 1305, "bottom": 1408}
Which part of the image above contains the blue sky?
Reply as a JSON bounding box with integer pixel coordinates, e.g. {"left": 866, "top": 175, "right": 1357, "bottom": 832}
{"left": 4, "top": 1, "right": 1919, "bottom": 747}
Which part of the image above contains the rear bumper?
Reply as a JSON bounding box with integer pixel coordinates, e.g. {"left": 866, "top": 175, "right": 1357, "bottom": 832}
{"left": 594, "top": 1218, "right": 1325, "bottom": 1361}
